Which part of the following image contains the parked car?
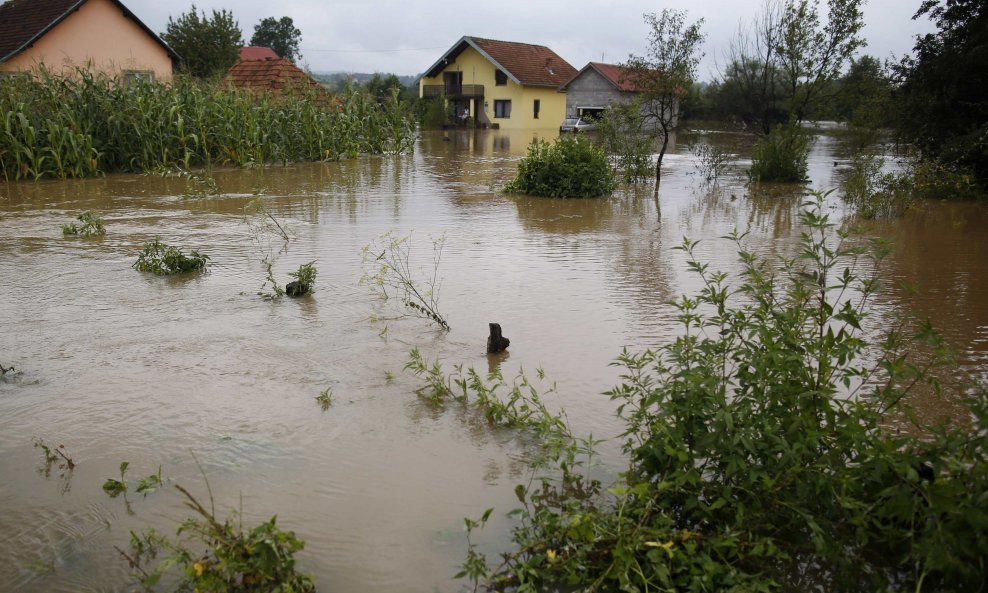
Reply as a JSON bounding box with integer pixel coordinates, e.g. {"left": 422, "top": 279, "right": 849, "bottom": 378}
{"left": 559, "top": 117, "right": 597, "bottom": 133}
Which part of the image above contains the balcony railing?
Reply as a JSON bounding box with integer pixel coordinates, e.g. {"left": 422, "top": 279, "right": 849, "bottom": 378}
{"left": 422, "top": 84, "right": 485, "bottom": 99}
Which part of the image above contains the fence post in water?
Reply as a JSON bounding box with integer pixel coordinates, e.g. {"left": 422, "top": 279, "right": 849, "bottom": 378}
{"left": 487, "top": 323, "right": 510, "bottom": 354}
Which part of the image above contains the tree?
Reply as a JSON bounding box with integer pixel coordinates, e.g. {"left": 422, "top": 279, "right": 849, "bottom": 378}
{"left": 250, "top": 17, "right": 302, "bottom": 63}
{"left": 162, "top": 5, "right": 242, "bottom": 78}
{"left": 893, "top": 0, "right": 988, "bottom": 191}
{"left": 723, "top": 0, "right": 866, "bottom": 134}
{"left": 624, "top": 9, "right": 706, "bottom": 184}
{"left": 363, "top": 73, "right": 403, "bottom": 103}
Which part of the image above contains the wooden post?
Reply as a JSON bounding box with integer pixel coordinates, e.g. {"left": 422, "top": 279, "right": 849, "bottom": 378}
{"left": 487, "top": 323, "right": 510, "bottom": 353}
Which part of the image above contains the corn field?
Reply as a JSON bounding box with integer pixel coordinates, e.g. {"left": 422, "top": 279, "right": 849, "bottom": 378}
{"left": 0, "top": 68, "right": 417, "bottom": 181}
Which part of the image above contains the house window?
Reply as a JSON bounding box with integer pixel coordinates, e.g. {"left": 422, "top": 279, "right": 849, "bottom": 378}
{"left": 534, "top": 99, "right": 540, "bottom": 119}
{"left": 495, "top": 69, "right": 507, "bottom": 86}
{"left": 494, "top": 100, "right": 511, "bottom": 118}
{"left": 122, "top": 70, "right": 155, "bottom": 85}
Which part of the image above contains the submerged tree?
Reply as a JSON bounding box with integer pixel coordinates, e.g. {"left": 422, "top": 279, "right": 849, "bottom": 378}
{"left": 250, "top": 16, "right": 303, "bottom": 62}
{"left": 161, "top": 5, "right": 242, "bottom": 78}
{"left": 722, "top": 0, "right": 866, "bottom": 134}
{"left": 624, "top": 10, "right": 706, "bottom": 184}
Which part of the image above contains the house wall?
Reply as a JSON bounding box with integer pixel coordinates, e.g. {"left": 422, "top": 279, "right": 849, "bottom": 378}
{"left": 564, "top": 69, "right": 630, "bottom": 116}
{"left": 419, "top": 45, "right": 566, "bottom": 130}
{"left": 0, "top": 0, "right": 173, "bottom": 81}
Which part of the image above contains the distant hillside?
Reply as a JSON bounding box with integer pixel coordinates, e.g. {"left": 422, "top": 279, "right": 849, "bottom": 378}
{"left": 311, "top": 72, "right": 419, "bottom": 90}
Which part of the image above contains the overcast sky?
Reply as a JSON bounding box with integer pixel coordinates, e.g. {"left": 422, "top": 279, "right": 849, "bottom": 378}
{"left": 124, "top": 0, "right": 937, "bottom": 79}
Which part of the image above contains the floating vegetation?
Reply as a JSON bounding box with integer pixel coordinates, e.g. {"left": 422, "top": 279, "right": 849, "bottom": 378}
{"left": 133, "top": 238, "right": 209, "bottom": 275}
{"left": 61, "top": 211, "right": 106, "bottom": 237}
{"left": 33, "top": 437, "right": 75, "bottom": 494}
{"left": 181, "top": 173, "right": 220, "bottom": 199}
{"left": 102, "top": 461, "right": 129, "bottom": 498}
{"left": 316, "top": 388, "right": 332, "bottom": 410}
{"left": 0, "top": 66, "right": 416, "bottom": 181}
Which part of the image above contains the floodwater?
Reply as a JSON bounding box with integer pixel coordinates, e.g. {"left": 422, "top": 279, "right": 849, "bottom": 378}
{"left": 1, "top": 126, "right": 986, "bottom": 592}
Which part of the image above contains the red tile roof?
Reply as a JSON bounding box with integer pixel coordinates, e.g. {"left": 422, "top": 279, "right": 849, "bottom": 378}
{"left": 470, "top": 37, "right": 576, "bottom": 87}
{"left": 227, "top": 58, "right": 332, "bottom": 101}
{"left": 238, "top": 46, "right": 280, "bottom": 61}
{"left": 559, "top": 62, "right": 645, "bottom": 93}
{"left": 0, "top": 0, "right": 177, "bottom": 63}
{"left": 421, "top": 36, "right": 576, "bottom": 88}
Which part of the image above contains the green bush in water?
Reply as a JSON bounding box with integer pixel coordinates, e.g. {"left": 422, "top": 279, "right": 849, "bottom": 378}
{"left": 446, "top": 191, "right": 988, "bottom": 593}
{"left": 133, "top": 238, "right": 209, "bottom": 275}
{"left": 505, "top": 135, "right": 616, "bottom": 198}
{"left": 749, "top": 121, "right": 810, "bottom": 183}
{"left": 62, "top": 211, "right": 106, "bottom": 236}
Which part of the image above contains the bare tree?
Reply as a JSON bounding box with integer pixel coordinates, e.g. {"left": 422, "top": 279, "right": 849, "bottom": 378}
{"left": 625, "top": 10, "right": 706, "bottom": 184}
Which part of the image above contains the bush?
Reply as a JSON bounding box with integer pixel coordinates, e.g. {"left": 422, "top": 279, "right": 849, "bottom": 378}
{"left": 133, "top": 239, "right": 209, "bottom": 275}
{"left": 504, "top": 135, "right": 616, "bottom": 198}
{"left": 749, "top": 122, "right": 810, "bottom": 182}
{"left": 118, "top": 483, "right": 314, "bottom": 592}
{"left": 62, "top": 211, "right": 106, "bottom": 236}
{"left": 449, "top": 192, "right": 988, "bottom": 592}
{"left": 842, "top": 152, "right": 915, "bottom": 219}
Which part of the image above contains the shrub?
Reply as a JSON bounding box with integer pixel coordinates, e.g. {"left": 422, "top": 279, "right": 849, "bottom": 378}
{"left": 286, "top": 261, "right": 317, "bottom": 297}
{"left": 504, "top": 135, "right": 616, "bottom": 198}
{"left": 133, "top": 239, "right": 209, "bottom": 275}
{"left": 62, "top": 211, "right": 106, "bottom": 236}
{"left": 842, "top": 152, "right": 915, "bottom": 219}
{"left": 448, "top": 192, "right": 988, "bottom": 592}
{"left": 749, "top": 122, "right": 810, "bottom": 182}
{"left": 117, "top": 483, "right": 314, "bottom": 593}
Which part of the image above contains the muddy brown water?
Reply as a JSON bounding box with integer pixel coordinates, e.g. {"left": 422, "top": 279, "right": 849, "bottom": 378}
{"left": 1, "top": 126, "right": 986, "bottom": 592}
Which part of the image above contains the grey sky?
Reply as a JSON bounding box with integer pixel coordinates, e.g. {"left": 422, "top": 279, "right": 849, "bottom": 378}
{"left": 126, "top": 0, "right": 937, "bottom": 79}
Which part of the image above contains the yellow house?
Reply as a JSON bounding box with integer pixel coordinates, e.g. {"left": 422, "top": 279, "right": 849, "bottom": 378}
{"left": 418, "top": 36, "right": 576, "bottom": 130}
{"left": 0, "top": 0, "right": 177, "bottom": 81}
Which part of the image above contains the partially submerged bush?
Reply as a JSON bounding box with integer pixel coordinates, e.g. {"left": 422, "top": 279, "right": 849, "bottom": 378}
{"left": 133, "top": 239, "right": 209, "bottom": 275}
{"left": 118, "top": 483, "right": 314, "bottom": 592}
{"left": 842, "top": 151, "right": 915, "bottom": 219}
{"left": 450, "top": 192, "right": 987, "bottom": 592}
{"left": 286, "top": 261, "right": 317, "bottom": 297}
{"left": 62, "top": 211, "right": 106, "bottom": 237}
{"left": 504, "top": 135, "right": 616, "bottom": 198}
{"left": 749, "top": 122, "right": 810, "bottom": 183}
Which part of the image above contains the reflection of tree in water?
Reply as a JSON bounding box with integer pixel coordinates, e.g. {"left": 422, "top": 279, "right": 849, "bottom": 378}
{"left": 513, "top": 196, "right": 620, "bottom": 235}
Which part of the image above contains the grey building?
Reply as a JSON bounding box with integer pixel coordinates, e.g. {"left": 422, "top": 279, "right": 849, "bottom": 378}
{"left": 558, "top": 62, "right": 674, "bottom": 128}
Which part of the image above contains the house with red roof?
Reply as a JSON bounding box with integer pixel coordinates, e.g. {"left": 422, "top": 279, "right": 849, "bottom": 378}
{"left": 417, "top": 36, "right": 576, "bottom": 129}
{"left": 558, "top": 62, "right": 674, "bottom": 127}
{"left": 0, "top": 0, "right": 177, "bottom": 81}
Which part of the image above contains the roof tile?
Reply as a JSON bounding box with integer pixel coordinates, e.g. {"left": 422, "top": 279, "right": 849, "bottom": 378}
{"left": 470, "top": 37, "right": 576, "bottom": 87}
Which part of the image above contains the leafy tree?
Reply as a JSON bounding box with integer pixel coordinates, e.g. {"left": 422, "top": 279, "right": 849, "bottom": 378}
{"left": 723, "top": 0, "right": 866, "bottom": 134}
{"left": 250, "top": 16, "right": 302, "bottom": 63}
{"left": 624, "top": 10, "right": 706, "bottom": 184}
{"left": 893, "top": 0, "right": 988, "bottom": 192}
{"left": 161, "top": 5, "right": 242, "bottom": 79}
{"left": 363, "top": 73, "right": 403, "bottom": 103}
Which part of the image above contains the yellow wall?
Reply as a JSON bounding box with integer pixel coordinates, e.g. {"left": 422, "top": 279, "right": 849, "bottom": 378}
{"left": 419, "top": 45, "right": 565, "bottom": 130}
{"left": 0, "top": 0, "right": 173, "bottom": 81}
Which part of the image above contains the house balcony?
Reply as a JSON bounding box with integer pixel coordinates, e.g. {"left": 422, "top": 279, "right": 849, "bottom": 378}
{"left": 422, "top": 84, "right": 485, "bottom": 99}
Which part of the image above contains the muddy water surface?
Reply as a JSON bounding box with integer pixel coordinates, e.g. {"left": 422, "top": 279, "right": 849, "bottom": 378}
{"left": 1, "top": 127, "right": 986, "bottom": 592}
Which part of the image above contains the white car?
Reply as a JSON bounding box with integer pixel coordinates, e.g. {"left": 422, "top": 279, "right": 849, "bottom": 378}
{"left": 559, "top": 117, "right": 597, "bottom": 133}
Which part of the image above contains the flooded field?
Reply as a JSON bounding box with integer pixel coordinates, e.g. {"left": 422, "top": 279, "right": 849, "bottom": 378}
{"left": 1, "top": 126, "right": 986, "bottom": 592}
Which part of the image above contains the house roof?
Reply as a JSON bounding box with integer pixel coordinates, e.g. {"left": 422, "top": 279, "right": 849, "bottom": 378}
{"left": 0, "top": 0, "right": 179, "bottom": 63}
{"left": 227, "top": 58, "right": 328, "bottom": 97}
{"left": 420, "top": 35, "right": 576, "bottom": 88}
{"left": 238, "top": 46, "right": 280, "bottom": 61}
{"left": 559, "top": 62, "right": 644, "bottom": 93}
